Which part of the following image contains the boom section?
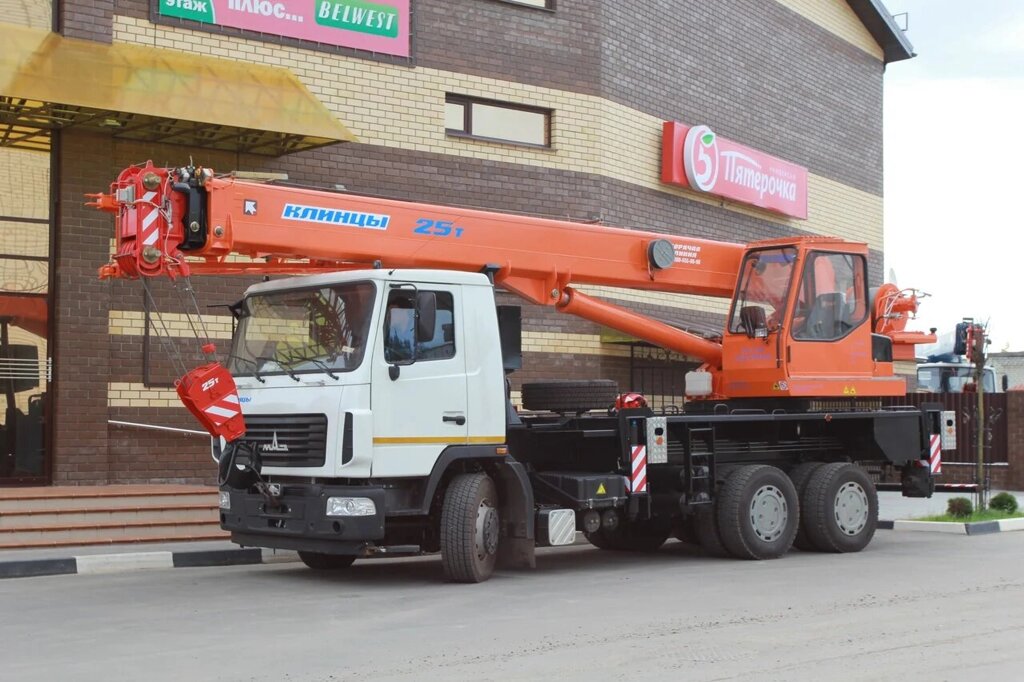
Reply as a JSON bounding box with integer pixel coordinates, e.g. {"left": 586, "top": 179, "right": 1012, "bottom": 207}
{"left": 91, "top": 163, "right": 744, "bottom": 305}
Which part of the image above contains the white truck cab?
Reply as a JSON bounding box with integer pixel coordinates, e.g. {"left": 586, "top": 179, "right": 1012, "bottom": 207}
{"left": 227, "top": 269, "right": 507, "bottom": 480}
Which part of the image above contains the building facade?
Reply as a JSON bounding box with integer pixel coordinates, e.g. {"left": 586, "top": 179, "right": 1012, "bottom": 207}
{"left": 0, "top": 0, "right": 912, "bottom": 485}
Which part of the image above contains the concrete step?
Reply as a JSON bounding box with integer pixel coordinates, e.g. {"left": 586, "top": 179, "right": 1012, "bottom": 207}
{"left": 0, "top": 486, "right": 216, "bottom": 512}
{"left": 0, "top": 532, "right": 230, "bottom": 551}
{"left": 0, "top": 503, "right": 219, "bottom": 529}
{"left": 0, "top": 517, "right": 227, "bottom": 546}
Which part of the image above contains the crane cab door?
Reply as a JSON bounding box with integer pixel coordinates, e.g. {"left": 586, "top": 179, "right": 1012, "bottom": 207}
{"left": 785, "top": 251, "right": 873, "bottom": 381}
{"left": 370, "top": 284, "right": 468, "bottom": 477}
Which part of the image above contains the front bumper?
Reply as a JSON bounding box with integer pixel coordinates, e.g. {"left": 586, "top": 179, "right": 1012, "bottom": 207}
{"left": 220, "top": 484, "right": 386, "bottom": 554}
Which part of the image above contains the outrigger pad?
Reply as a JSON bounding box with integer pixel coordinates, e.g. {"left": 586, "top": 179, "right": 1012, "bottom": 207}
{"left": 176, "top": 362, "right": 246, "bottom": 442}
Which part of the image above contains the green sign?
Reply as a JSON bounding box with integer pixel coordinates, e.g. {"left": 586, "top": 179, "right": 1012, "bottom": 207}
{"left": 315, "top": 0, "right": 400, "bottom": 38}
{"left": 160, "top": 0, "right": 216, "bottom": 24}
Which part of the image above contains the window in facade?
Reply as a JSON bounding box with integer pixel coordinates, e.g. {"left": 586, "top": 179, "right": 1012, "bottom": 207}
{"left": 445, "top": 95, "right": 551, "bottom": 147}
{"left": 497, "top": 0, "right": 554, "bottom": 8}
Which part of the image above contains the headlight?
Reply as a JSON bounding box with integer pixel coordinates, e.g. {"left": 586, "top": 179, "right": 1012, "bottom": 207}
{"left": 326, "top": 497, "right": 376, "bottom": 517}
{"left": 218, "top": 491, "right": 231, "bottom": 510}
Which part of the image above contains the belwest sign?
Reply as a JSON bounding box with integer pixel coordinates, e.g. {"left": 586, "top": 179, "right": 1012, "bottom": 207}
{"left": 159, "top": 0, "right": 410, "bottom": 57}
{"left": 661, "top": 122, "right": 808, "bottom": 220}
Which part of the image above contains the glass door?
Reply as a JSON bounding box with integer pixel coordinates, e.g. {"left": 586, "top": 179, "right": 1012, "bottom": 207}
{"left": 0, "top": 148, "right": 51, "bottom": 484}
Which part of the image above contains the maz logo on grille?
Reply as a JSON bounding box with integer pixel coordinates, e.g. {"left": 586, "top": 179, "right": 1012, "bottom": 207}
{"left": 261, "top": 432, "right": 290, "bottom": 453}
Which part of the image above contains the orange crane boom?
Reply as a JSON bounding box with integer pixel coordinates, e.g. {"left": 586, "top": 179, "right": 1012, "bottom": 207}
{"left": 89, "top": 161, "right": 934, "bottom": 404}
{"left": 91, "top": 162, "right": 743, "bottom": 366}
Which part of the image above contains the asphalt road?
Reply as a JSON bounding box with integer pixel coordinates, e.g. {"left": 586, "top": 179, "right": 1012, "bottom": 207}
{"left": 3, "top": 531, "right": 1023, "bottom": 682}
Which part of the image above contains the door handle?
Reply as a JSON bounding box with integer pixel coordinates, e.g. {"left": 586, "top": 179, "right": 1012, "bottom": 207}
{"left": 442, "top": 415, "right": 466, "bottom": 426}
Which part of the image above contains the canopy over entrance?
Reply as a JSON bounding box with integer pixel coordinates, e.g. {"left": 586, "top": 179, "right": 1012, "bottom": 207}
{"left": 0, "top": 24, "right": 355, "bottom": 155}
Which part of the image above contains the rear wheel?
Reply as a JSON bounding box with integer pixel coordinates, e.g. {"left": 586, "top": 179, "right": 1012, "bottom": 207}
{"left": 440, "top": 473, "right": 500, "bottom": 583}
{"left": 297, "top": 552, "right": 357, "bottom": 570}
{"left": 716, "top": 465, "right": 799, "bottom": 560}
{"left": 787, "top": 462, "right": 825, "bottom": 551}
{"left": 802, "top": 463, "right": 878, "bottom": 553}
{"left": 694, "top": 506, "right": 729, "bottom": 557}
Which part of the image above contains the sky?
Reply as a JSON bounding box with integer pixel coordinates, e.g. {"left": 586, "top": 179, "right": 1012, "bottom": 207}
{"left": 883, "top": 0, "right": 1024, "bottom": 352}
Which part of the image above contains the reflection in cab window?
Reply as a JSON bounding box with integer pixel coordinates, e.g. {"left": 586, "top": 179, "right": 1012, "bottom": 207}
{"left": 730, "top": 247, "right": 797, "bottom": 334}
{"left": 792, "top": 252, "right": 867, "bottom": 341}
{"left": 384, "top": 290, "right": 456, "bottom": 363}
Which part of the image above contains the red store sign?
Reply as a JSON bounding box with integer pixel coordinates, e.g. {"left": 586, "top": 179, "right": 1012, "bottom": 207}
{"left": 661, "top": 122, "right": 808, "bottom": 220}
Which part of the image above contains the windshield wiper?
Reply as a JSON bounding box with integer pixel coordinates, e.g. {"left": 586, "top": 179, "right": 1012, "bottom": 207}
{"left": 302, "top": 357, "right": 340, "bottom": 380}
{"left": 226, "top": 354, "right": 266, "bottom": 384}
{"left": 276, "top": 354, "right": 340, "bottom": 381}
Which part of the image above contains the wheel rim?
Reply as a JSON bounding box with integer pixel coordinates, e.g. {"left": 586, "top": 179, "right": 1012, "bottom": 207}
{"left": 475, "top": 501, "right": 499, "bottom": 560}
{"left": 834, "top": 481, "right": 869, "bottom": 536}
{"left": 749, "top": 484, "right": 788, "bottom": 542}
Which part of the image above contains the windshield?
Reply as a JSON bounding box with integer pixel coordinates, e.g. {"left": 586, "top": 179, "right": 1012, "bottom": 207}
{"left": 917, "top": 366, "right": 996, "bottom": 393}
{"left": 729, "top": 247, "right": 797, "bottom": 334}
{"left": 229, "top": 282, "right": 377, "bottom": 377}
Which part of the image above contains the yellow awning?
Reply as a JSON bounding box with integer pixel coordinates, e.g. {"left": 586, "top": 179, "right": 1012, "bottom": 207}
{"left": 0, "top": 23, "right": 356, "bottom": 154}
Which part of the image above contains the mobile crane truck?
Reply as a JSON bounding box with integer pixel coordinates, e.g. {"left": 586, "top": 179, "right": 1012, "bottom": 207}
{"left": 90, "top": 162, "right": 946, "bottom": 582}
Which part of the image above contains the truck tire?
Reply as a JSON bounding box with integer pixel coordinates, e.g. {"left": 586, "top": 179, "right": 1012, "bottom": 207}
{"left": 694, "top": 506, "right": 729, "bottom": 557}
{"left": 440, "top": 473, "right": 500, "bottom": 583}
{"left": 297, "top": 552, "right": 357, "bottom": 570}
{"left": 716, "top": 465, "right": 799, "bottom": 560}
{"left": 802, "top": 463, "right": 878, "bottom": 553}
{"left": 521, "top": 380, "right": 618, "bottom": 412}
{"left": 787, "top": 462, "right": 825, "bottom": 551}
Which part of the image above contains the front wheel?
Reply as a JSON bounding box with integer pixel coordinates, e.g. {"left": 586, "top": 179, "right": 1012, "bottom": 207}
{"left": 802, "top": 463, "right": 878, "bottom": 553}
{"left": 440, "top": 473, "right": 500, "bottom": 583}
{"left": 297, "top": 552, "right": 357, "bottom": 570}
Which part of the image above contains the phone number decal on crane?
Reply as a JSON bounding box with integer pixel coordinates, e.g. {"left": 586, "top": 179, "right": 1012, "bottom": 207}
{"left": 281, "top": 203, "right": 390, "bottom": 230}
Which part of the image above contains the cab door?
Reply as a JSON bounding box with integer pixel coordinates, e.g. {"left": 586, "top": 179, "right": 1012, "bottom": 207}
{"left": 786, "top": 250, "right": 873, "bottom": 380}
{"left": 370, "top": 284, "right": 468, "bottom": 477}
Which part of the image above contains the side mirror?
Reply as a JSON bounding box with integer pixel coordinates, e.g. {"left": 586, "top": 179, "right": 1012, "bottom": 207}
{"left": 416, "top": 291, "right": 437, "bottom": 342}
{"left": 740, "top": 306, "right": 768, "bottom": 339}
{"left": 1003, "top": 375, "right": 1009, "bottom": 392}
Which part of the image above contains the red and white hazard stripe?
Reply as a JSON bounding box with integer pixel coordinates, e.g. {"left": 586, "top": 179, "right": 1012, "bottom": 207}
{"left": 630, "top": 445, "right": 648, "bottom": 494}
{"left": 928, "top": 433, "right": 942, "bottom": 474}
{"left": 203, "top": 392, "right": 240, "bottom": 427}
{"left": 139, "top": 190, "right": 161, "bottom": 247}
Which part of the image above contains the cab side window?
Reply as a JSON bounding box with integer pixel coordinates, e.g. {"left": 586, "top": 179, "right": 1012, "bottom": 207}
{"left": 792, "top": 253, "right": 867, "bottom": 341}
{"left": 383, "top": 290, "right": 456, "bottom": 363}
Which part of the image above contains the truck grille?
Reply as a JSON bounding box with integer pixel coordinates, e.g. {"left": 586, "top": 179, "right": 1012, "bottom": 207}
{"left": 244, "top": 414, "right": 328, "bottom": 468}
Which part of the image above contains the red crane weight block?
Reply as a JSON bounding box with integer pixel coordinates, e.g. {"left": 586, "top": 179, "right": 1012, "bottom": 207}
{"left": 175, "top": 363, "right": 246, "bottom": 442}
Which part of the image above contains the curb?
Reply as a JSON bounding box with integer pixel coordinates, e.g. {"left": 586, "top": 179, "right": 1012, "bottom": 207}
{"left": 881, "top": 517, "right": 1024, "bottom": 536}
{"left": 0, "top": 547, "right": 299, "bottom": 580}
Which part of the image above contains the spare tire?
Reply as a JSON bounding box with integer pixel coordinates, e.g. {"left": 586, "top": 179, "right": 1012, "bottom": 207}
{"left": 521, "top": 380, "right": 618, "bottom": 412}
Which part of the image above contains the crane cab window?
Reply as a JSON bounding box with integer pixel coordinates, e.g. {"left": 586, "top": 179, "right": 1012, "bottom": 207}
{"left": 384, "top": 290, "right": 456, "bottom": 363}
{"left": 792, "top": 252, "right": 868, "bottom": 341}
{"left": 729, "top": 247, "right": 797, "bottom": 334}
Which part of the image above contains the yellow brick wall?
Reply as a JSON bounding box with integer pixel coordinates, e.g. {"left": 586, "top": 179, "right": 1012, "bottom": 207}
{"left": 111, "top": 16, "right": 883, "bottom": 251}
{"left": 108, "top": 382, "right": 179, "bottom": 408}
{"left": 775, "top": 0, "right": 885, "bottom": 59}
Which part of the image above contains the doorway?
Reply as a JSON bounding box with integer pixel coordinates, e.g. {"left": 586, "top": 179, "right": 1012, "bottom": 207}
{"left": 0, "top": 148, "right": 51, "bottom": 484}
